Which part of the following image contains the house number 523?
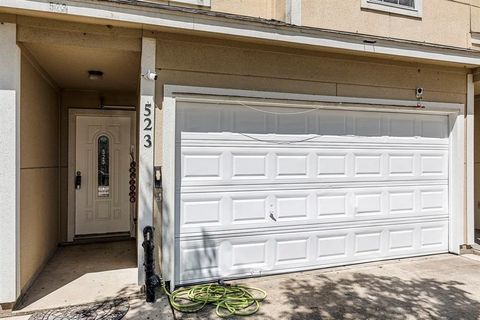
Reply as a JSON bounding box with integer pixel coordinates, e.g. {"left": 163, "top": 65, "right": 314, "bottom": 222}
{"left": 143, "top": 102, "right": 153, "bottom": 148}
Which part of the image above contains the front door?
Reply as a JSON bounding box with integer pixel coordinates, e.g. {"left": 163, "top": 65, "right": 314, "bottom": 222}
{"left": 75, "top": 114, "right": 132, "bottom": 236}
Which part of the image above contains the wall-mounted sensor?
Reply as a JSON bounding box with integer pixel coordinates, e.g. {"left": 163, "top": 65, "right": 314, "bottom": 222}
{"left": 154, "top": 166, "right": 162, "bottom": 189}
{"left": 143, "top": 70, "right": 158, "bottom": 81}
{"left": 416, "top": 87, "right": 424, "bottom": 99}
{"left": 88, "top": 70, "right": 104, "bottom": 80}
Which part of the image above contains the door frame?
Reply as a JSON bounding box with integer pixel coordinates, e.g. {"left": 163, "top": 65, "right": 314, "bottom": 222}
{"left": 162, "top": 85, "right": 466, "bottom": 288}
{"left": 67, "top": 108, "right": 137, "bottom": 242}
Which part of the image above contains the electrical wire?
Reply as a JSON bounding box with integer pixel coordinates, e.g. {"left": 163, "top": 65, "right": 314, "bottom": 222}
{"left": 235, "top": 101, "right": 323, "bottom": 145}
{"left": 238, "top": 132, "right": 321, "bottom": 145}
{"left": 161, "top": 282, "right": 267, "bottom": 318}
{"left": 237, "top": 101, "right": 319, "bottom": 115}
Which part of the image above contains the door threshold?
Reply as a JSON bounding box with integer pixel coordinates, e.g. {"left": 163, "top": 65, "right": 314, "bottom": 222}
{"left": 66, "top": 232, "right": 133, "bottom": 245}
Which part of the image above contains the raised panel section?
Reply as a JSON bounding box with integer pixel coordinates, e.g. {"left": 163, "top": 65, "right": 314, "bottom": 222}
{"left": 355, "top": 232, "right": 381, "bottom": 254}
{"left": 276, "top": 196, "right": 308, "bottom": 220}
{"left": 95, "top": 202, "right": 111, "bottom": 220}
{"left": 317, "top": 235, "right": 347, "bottom": 259}
{"left": 421, "top": 227, "right": 445, "bottom": 248}
{"left": 182, "top": 199, "right": 221, "bottom": 226}
{"left": 389, "top": 229, "right": 414, "bottom": 250}
{"left": 389, "top": 192, "right": 414, "bottom": 214}
{"left": 232, "top": 197, "right": 267, "bottom": 223}
{"left": 317, "top": 194, "right": 347, "bottom": 217}
{"left": 421, "top": 155, "right": 445, "bottom": 175}
{"left": 420, "top": 190, "right": 445, "bottom": 211}
{"left": 317, "top": 154, "right": 346, "bottom": 176}
{"left": 276, "top": 239, "right": 309, "bottom": 264}
{"left": 183, "top": 154, "right": 221, "bottom": 179}
{"left": 232, "top": 242, "right": 267, "bottom": 268}
{"left": 182, "top": 247, "right": 219, "bottom": 272}
{"left": 355, "top": 155, "right": 382, "bottom": 176}
{"left": 232, "top": 154, "right": 267, "bottom": 178}
{"left": 355, "top": 193, "right": 382, "bottom": 216}
{"left": 277, "top": 155, "right": 308, "bottom": 177}
{"left": 389, "top": 155, "right": 414, "bottom": 175}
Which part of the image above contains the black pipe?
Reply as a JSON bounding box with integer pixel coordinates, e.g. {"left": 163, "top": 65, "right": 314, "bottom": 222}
{"left": 143, "top": 226, "right": 161, "bottom": 303}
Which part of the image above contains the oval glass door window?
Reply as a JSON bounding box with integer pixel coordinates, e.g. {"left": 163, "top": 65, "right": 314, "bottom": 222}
{"left": 97, "top": 135, "right": 110, "bottom": 197}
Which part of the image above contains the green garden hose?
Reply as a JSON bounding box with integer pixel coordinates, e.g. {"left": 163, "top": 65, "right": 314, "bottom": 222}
{"left": 161, "top": 282, "right": 267, "bottom": 318}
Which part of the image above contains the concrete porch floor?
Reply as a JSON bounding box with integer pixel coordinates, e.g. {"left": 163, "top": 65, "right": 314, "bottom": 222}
{"left": 15, "top": 240, "right": 140, "bottom": 312}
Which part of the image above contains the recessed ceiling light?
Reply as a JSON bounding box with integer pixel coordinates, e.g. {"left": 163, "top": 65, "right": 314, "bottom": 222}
{"left": 88, "top": 70, "right": 104, "bottom": 80}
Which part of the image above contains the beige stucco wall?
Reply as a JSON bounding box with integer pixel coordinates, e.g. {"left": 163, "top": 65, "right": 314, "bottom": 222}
{"left": 20, "top": 53, "right": 60, "bottom": 290}
{"left": 210, "top": 0, "right": 285, "bottom": 21}
{"left": 302, "top": 0, "right": 472, "bottom": 49}
{"left": 174, "top": 0, "right": 480, "bottom": 50}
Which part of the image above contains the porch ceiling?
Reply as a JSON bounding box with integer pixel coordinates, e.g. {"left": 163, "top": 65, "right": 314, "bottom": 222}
{"left": 23, "top": 42, "right": 140, "bottom": 92}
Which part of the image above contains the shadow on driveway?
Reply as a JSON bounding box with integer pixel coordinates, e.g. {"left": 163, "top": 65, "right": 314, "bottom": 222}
{"left": 269, "top": 273, "right": 480, "bottom": 320}
{"left": 174, "top": 255, "right": 480, "bottom": 320}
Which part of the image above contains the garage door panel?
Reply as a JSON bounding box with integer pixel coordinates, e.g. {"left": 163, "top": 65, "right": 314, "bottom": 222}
{"left": 179, "top": 185, "right": 448, "bottom": 234}
{"left": 178, "top": 102, "right": 448, "bottom": 141}
{"left": 176, "top": 102, "right": 450, "bottom": 285}
{"left": 180, "top": 147, "right": 448, "bottom": 186}
{"left": 177, "top": 221, "right": 448, "bottom": 284}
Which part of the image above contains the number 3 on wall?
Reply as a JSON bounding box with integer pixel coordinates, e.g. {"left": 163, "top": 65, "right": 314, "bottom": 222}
{"left": 144, "top": 135, "right": 152, "bottom": 148}
{"left": 143, "top": 102, "right": 153, "bottom": 148}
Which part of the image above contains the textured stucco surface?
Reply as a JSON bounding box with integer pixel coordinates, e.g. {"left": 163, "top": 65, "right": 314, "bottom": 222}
{"left": 19, "top": 53, "right": 60, "bottom": 292}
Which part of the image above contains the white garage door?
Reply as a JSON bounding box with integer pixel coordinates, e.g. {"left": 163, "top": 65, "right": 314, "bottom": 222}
{"left": 176, "top": 101, "right": 449, "bottom": 285}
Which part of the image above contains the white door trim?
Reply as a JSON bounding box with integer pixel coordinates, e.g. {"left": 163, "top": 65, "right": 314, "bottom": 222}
{"left": 162, "top": 85, "right": 465, "bottom": 288}
{"left": 67, "top": 109, "right": 136, "bottom": 242}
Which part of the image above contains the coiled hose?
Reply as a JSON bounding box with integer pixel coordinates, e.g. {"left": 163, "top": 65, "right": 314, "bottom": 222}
{"left": 162, "top": 282, "right": 267, "bottom": 318}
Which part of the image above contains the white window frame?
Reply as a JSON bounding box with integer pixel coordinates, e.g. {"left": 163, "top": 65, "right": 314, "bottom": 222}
{"left": 361, "top": 0, "right": 422, "bottom": 18}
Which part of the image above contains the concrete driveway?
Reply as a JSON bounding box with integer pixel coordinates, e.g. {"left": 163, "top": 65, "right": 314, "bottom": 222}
{"left": 5, "top": 254, "right": 480, "bottom": 320}
{"left": 173, "top": 254, "right": 480, "bottom": 320}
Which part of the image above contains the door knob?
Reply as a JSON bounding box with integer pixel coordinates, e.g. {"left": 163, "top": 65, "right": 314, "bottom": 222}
{"left": 75, "top": 171, "right": 82, "bottom": 189}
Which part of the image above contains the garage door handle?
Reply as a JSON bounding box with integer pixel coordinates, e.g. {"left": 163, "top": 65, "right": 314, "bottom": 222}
{"left": 269, "top": 213, "right": 277, "bottom": 222}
